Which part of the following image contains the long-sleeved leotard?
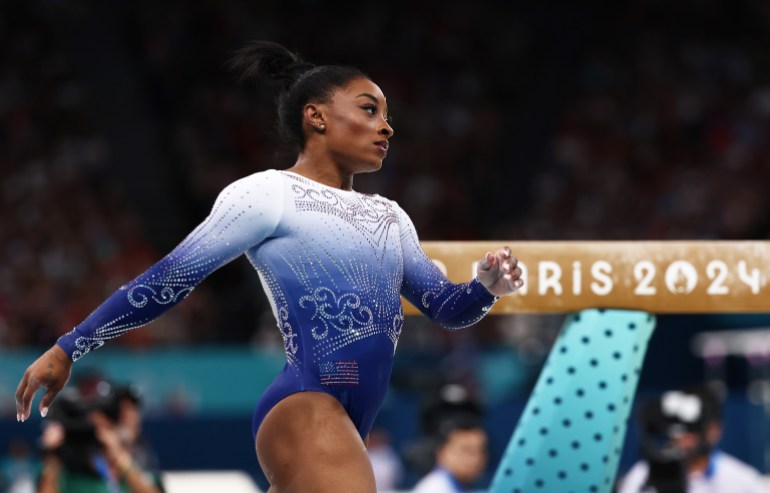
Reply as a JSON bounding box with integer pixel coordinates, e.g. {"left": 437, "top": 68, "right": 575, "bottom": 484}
{"left": 57, "top": 169, "right": 498, "bottom": 439}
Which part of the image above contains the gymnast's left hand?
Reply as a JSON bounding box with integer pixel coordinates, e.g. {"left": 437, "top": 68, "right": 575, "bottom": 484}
{"left": 476, "top": 246, "right": 524, "bottom": 297}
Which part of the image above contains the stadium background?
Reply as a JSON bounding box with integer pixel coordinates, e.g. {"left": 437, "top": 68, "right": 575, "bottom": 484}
{"left": 2, "top": 0, "right": 770, "bottom": 490}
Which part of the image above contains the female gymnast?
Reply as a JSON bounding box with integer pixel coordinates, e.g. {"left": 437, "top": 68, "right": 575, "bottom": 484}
{"left": 16, "top": 41, "right": 523, "bottom": 492}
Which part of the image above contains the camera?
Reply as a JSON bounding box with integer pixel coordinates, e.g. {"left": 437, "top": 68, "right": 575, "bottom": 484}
{"left": 44, "top": 384, "right": 124, "bottom": 475}
{"left": 637, "top": 387, "right": 720, "bottom": 493}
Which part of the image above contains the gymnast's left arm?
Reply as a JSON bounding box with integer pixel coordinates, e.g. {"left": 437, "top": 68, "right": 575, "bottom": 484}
{"left": 397, "top": 205, "right": 523, "bottom": 329}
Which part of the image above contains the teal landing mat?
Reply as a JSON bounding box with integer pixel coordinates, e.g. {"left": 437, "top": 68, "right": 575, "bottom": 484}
{"left": 489, "top": 309, "right": 656, "bottom": 493}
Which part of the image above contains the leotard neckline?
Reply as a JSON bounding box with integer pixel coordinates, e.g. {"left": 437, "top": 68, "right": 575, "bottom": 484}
{"left": 279, "top": 169, "right": 360, "bottom": 195}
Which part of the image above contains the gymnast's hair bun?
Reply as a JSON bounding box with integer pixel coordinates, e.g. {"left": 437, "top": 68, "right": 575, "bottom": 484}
{"left": 228, "top": 40, "right": 315, "bottom": 89}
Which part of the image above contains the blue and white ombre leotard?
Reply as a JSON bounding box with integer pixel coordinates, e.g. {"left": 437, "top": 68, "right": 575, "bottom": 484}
{"left": 57, "top": 170, "right": 498, "bottom": 439}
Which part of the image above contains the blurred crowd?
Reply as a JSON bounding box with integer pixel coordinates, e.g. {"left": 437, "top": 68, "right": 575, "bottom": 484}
{"left": 516, "top": 2, "right": 770, "bottom": 240}
{"left": 2, "top": 0, "right": 770, "bottom": 352}
{"left": 0, "top": 2, "right": 225, "bottom": 349}
{"left": 0, "top": 2, "right": 152, "bottom": 347}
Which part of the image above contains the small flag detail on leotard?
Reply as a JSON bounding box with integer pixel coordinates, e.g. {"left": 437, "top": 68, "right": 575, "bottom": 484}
{"left": 319, "top": 360, "right": 359, "bottom": 386}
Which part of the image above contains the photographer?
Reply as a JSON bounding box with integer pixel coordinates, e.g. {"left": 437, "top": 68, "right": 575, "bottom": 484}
{"left": 37, "top": 385, "right": 163, "bottom": 493}
{"left": 618, "top": 385, "right": 764, "bottom": 493}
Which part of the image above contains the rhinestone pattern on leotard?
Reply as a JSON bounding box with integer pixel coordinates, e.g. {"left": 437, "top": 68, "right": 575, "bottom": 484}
{"left": 58, "top": 170, "right": 498, "bottom": 374}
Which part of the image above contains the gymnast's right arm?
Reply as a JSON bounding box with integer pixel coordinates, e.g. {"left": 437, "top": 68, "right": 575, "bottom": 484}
{"left": 15, "top": 170, "right": 282, "bottom": 422}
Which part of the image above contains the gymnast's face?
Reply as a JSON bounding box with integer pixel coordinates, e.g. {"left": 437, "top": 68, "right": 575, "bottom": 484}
{"left": 309, "top": 77, "right": 394, "bottom": 174}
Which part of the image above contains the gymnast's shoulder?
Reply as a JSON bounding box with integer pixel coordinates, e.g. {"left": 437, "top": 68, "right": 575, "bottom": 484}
{"left": 224, "top": 168, "right": 283, "bottom": 191}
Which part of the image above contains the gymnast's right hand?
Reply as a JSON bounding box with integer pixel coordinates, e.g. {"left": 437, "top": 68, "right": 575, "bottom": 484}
{"left": 15, "top": 345, "right": 72, "bottom": 422}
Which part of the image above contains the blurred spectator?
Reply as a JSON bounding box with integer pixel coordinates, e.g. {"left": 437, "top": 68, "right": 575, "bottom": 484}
{"left": 411, "top": 414, "right": 488, "bottom": 493}
{"left": 404, "top": 384, "right": 489, "bottom": 492}
{"left": 617, "top": 385, "right": 764, "bottom": 493}
{"left": 1, "top": 439, "right": 36, "bottom": 493}
{"left": 367, "top": 427, "right": 405, "bottom": 492}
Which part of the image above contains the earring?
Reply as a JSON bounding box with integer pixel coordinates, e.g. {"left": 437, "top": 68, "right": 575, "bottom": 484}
{"left": 318, "top": 124, "right": 326, "bottom": 131}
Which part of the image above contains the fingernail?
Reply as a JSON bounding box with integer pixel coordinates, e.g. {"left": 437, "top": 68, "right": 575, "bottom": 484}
{"left": 503, "top": 262, "right": 510, "bottom": 271}
{"left": 16, "top": 413, "right": 19, "bottom": 422}
{"left": 41, "top": 407, "right": 48, "bottom": 418}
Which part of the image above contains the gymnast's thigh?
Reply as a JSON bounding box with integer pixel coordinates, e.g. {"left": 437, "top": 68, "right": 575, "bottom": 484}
{"left": 255, "top": 391, "right": 376, "bottom": 493}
